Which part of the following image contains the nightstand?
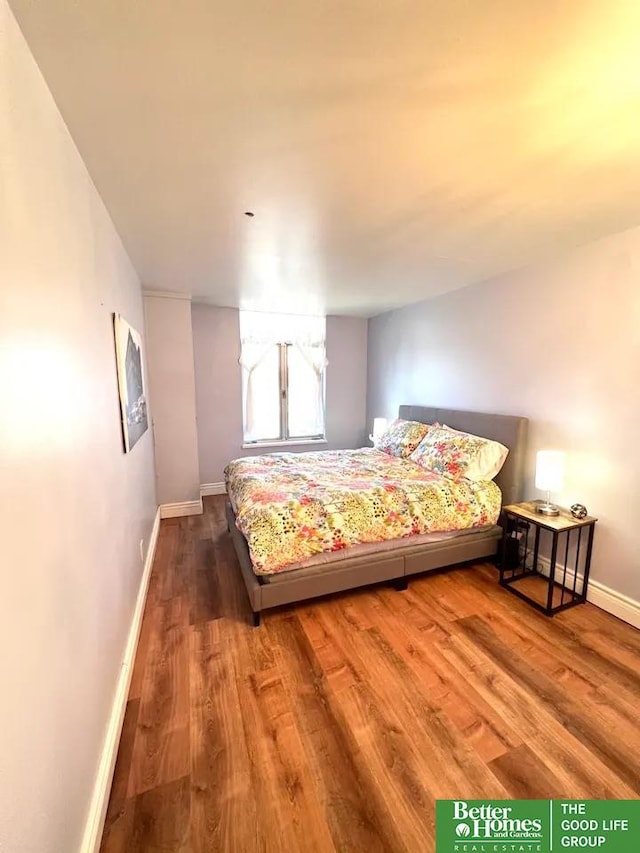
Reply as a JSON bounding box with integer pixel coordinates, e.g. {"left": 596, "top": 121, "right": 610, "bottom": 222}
{"left": 500, "top": 501, "right": 597, "bottom": 615}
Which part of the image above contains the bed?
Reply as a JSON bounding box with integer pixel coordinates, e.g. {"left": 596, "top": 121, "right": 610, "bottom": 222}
{"left": 225, "top": 405, "right": 528, "bottom": 625}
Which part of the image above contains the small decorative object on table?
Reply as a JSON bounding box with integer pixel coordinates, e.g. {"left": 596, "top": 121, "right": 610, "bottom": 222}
{"left": 571, "top": 503, "right": 588, "bottom": 519}
{"left": 500, "top": 501, "right": 597, "bottom": 616}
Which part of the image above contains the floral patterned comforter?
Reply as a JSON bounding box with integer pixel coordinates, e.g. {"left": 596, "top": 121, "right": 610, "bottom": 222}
{"left": 224, "top": 448, "right": 501, "bottom": 575}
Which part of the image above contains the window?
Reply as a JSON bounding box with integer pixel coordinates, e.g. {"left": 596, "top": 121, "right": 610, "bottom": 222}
{"left": 239, "top": 311, "right": 327, "bottom": 444}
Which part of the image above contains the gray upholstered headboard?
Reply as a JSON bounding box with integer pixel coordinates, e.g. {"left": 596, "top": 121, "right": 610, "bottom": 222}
{"left": 399, "top": 405, "right": 528, "bottom": 506}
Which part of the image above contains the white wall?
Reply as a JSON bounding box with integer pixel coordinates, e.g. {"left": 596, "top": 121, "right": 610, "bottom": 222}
{"left": 0, "top": 4, "right": 157, "bottom": 852}
{"left": 144, "top": 294, "right": 200, "bottom": 505}
{"left": 367, "top": 225, "right": 640, "bottom": 603}
{"left": 192, "top": 305, "right": 368, "bottom": 484}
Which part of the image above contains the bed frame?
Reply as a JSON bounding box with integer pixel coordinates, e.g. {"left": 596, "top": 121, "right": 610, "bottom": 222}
{"left": 225, "top": 405, "right": 528, "bottom": 625}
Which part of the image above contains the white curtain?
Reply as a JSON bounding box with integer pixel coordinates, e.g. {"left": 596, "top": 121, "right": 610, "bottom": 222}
{"left": 288, "top": 341, "right": 326, "bottom": 437}
{"left": 239, "top": 311, "right": 327, "bottom": 441}
{"left": 238, "top": 330, "right": 277, "bottom": 443}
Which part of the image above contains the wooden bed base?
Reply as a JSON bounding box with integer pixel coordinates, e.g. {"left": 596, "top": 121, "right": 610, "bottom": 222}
{"left": 225, "top": 405, "right": 528, "bottom": 626}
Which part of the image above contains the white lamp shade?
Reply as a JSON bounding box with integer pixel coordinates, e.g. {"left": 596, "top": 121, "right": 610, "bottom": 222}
{"left": 372, "top": 417, "right": 388, "bottom": 442}
{"left": 535, "top": 450, "right": 565, "bottom": 493}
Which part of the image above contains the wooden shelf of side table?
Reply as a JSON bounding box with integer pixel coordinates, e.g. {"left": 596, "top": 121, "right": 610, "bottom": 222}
{"left": 500, "top": 501, "right": 597, "bottom": 616}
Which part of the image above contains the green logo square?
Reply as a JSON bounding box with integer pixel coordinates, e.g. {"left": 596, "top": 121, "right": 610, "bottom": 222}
{"left": 437, "top": 799, "right": 548, "bottom": 851}
{"left": 436, "top": 800, "right": 640, "bottom": 853}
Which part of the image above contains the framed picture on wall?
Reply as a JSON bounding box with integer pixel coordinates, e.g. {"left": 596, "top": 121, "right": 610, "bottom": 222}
{"left": 113, "top": 313, "right": 149, "bottom": 452}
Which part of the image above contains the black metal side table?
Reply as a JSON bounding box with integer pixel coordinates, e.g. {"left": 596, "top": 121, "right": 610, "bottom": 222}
{"left": 500, "top": 501, "right": 597, "bottom": 616}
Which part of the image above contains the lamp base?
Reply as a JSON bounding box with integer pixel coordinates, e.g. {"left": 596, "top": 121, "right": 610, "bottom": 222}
{"left": 536, "top": 501, "right": 560, "bottom": 517}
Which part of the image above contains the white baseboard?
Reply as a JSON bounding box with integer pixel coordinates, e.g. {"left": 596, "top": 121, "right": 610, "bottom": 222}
{"left": 200, "top": 481, "right": 226, "bottom": 497}
{"left": 80, "top": 507, "right": 161, "bottom": 853}
{"left": 588, "top": 582, "right": 640, "bottom": 629}
{"left": 528, "top": 551, "right": 640, "bottom": 630}
{"left": 159, "top": 498, "right": 203, "bottom": 518}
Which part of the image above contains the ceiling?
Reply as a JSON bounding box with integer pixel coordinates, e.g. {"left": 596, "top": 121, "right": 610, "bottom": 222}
{"left": 9, "top": 0, "right": 640, "bottom": 317}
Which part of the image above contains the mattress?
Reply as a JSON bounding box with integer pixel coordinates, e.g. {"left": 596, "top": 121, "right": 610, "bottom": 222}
{"left": 260, "top": 523, "right": 498, "bottom": 583}
{"left": 225, "top": 448, "right": 502, "bottom": 576}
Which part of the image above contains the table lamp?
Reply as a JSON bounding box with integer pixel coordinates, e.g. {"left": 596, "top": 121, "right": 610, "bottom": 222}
{"left": 370, "top": 417, "right": 388, "bottom": 446}
{"left": 535, "top": 450, "right": 564, "bottom": 516}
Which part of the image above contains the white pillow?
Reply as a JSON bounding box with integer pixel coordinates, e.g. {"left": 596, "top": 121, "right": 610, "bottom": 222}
{"left": 441, "top": 424, "right": 509, "bottom": 480}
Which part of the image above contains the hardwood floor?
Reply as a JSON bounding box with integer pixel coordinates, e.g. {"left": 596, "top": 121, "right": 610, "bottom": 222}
{"left": 100, "top": 496, "right": 640, "bottom": 852}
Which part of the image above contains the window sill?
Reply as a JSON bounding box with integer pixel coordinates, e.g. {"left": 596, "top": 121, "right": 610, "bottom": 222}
{"left": 242, "top": 438, "right": 328, "bottom": 450}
